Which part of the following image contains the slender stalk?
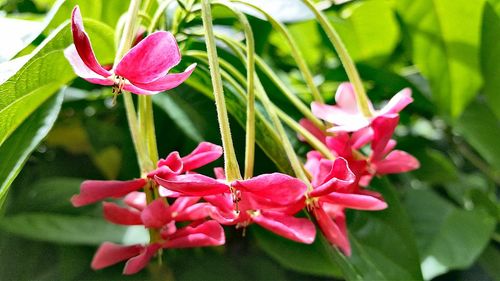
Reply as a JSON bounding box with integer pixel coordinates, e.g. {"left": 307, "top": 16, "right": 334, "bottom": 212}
{"left": 185, "top": 31, "right": 325, "bottom": 130}
{"left": 149, "top": 0, "right": 175, "bottom": 32}
{"left": 301, "top": 0, "right": 372, "bottom": 117}
{"left": 212, "top": 1, "right": 256, "bottom": 179}
{"left": 201, "top": 0, "right": 242, "bottom": 181}
{"left": 233, "top": 0, "right": 323, "bottom": 103}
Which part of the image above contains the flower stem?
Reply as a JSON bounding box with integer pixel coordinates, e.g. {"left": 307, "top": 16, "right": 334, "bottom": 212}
{"left": 233, "top": 0, "right": 324, "bottom": 104}
{"left": 301, "top": 0, "right": 372, "bottom": 117}
{"left": 201, "top": 0, "right": 242, "bottom": 181}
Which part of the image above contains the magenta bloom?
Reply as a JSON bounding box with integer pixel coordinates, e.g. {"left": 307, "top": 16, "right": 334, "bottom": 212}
{"left": 305, "top": 156, "right": 387, "bottom": 255}
{"left": 156, "top": 171, "right": 316, "bottom": 244}
{"left": 64, "top": 6, "right": 196, "bottom": 95}
{"left": 312, "top": 83, "right": 413, "bottom": 132}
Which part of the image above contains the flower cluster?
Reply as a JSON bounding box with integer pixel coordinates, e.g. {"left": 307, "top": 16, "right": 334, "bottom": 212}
{"left": 299, "top": 82, "right": 420, "bottom": 255}
{"left": 72, "top": 143, "right": 317, "bottom": 274}
{"left": 66, "top": 6, "right": 419, "bottom": 275}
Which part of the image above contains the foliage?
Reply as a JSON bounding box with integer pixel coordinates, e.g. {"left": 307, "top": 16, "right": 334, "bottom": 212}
{"left": 0, "top": 0, "right": 498, "bottom": 280}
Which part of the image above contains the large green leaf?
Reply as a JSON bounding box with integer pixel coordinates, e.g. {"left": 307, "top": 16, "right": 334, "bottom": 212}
{"left": 346, "top": 179, "right": 424, "bottom": 281}
{"left": 253, "top": 226, "right": 342, "bottom": 278}
{"left": 398, "top": 0, "right": 485, "bottom": 117}
{"left": 481, "top": 2, "right": 500, "bottom": 119}
{"left": 0, "top": 213, "right": 148, "bottom": 245}
{"left": 0, "top": 19, "right": 114, "bottom": 147}
{"left": 0, "top": 92, "right": 63, "bottom": 209}
{"left": 455, "top": 101, "right": 500, "bottom": 170}
{"left": 330, "top": 0, "right": 400, "bottom": 63}
{"left": 404, "top": 189, "right": 496, "bottom": 280}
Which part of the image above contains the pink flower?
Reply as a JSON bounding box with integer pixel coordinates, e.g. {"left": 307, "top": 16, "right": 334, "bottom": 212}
{"left": 64, "top": 6, "right": 196, "bottom": 95}
{"left": 91, "top": 220, "right": 225, "bottom": 274}
{"left": 71, "top": 142, "right": 222, "bottom": 207}
{"left": 311, "top": 83, "right": 413, "bottom": 132}
{"left": 305, "top": 156, "right": 387, "bottom": 255}
{"left": 156, "top": 171, "right": 316, "bottom": 244}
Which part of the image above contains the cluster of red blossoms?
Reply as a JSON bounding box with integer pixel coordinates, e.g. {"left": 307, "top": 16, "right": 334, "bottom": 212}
{"left": 67, "top": 6, "right": 419, "bottom": 275}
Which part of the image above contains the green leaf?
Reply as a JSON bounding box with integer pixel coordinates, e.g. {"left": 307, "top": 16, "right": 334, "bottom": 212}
{"left": 0, "top": 0, "right": 65, "bottom": 62}
{"left": 404, "top": 189, "right": 496, "bottom": 280}
{"left": 481, "top": 2, "right": 500, "bottom": 119}
{"left": 0, "top": 213, "right": 149, "bottom": 245}
{"left": 411, "top": 149, "right": 458, "bottom": 185}
{"left": 234, "top": 0, "right": 315, "bottom": 23}
{"left": 346, "top": 179, "right": 424, "bottom": 281}
{"left": 455, "top": 101, "right": 500, "bottom": 170}
{"left": 0, "top": 91, "right": 63, "bottom": 209}
{"left": 0, "top": 19, "right": 115, "bottom": 148}
{"left": 330, "top": 1, "right": 400, "bottom": 63}
{"left": 252, "top": 225, "right": 342, "bottom": 278}
{"left": 398, "top": 0, "right": 485, "bottom": 117}
{"left": 153, "top": 93, "right": 206, "bottom": 142}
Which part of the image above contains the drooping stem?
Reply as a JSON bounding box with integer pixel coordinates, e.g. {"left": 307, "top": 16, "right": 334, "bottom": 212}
{"left": 213, "top": 1, "right": 256, "bottom": 179}
{"left": 233, "top": 0, "right": 324, "bottom": 103}
{"left": 301, "top": 0, "right": 372, "bottom": 117}
{"left": 201, "top": 0, "right": 242, "bottom": 181}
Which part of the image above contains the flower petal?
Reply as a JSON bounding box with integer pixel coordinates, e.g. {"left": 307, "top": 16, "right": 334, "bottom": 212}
{"left": 320, "top": 192, "right": 387, "bottom": 210}
{"left": 130, "top": 63, "right": 196, "bottom": 92}
{"left": 378, "top": 88, "right": 413, "bottom": 115}
{"left": 115, "top": 31, "right": 181, "bottom": 83}
{"left": 71, "top": 178, "right": 147, "bottom": 207}
{"left": 123, "top": 191, "right": 147, "bottom": 210}
{"left": 140, "top": 198, "right": 172, "bottom": 228}
{"left": 148, "top": 152, "right": 183, "bottom": 179}
{"left": 310, "top": 158, "right": 355, "bottom": 197}
{"left": 103, "top": 202, "right": 143, "bottom": 225}
{"left": 335, "top": 82, "right": 362, "bottom": 114}
{"left": 181, "top": 142, "right": 223, "bottom": 172}
{"left": 313, "top": 207, "right": 351, "bottom": 256}
{"left": 232, "top": 173, "right": 307, "bottom": 206}
{"left": 298, "top": 118, "right": 326, "bottom": 144}
{"left": 164, "top": 221, "right": 225, "bottom": 248}
{"left": 155, "top": 174, "right": 229, "bottom": 196}
{"left": 71, "top": 6, "right": 111, "bottom": 77}
{"left": 375, "top": 150, "right": 420, "bottom": 174}
{"left": 371, "top": 114, "right": 399, "bottom": 161}
{"left": 252, "top": 211, "right": 316, "bottom": 244}
{"left": 91, "top": 242, "right": 142, "bottom": 270}
{"left": 64, "top": 45, "right": 114, "bottom": 86}
{"left": 123, "top": 243, "right": 161, "bottom": 275}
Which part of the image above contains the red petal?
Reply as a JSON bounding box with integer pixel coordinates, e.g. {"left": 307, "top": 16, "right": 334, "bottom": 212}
{"left": 123, "top": 243, "right": 161, "bottom": 275}
{"left": 313, "top": 207, "right": 351, "bottom": 256}
{"left": 155, "top": 174, "right": 229, "bottom": 196}
{"left": 320, "top": 193, "right": 387, "bottom": 210}
{"left": 378, "top": 88, "right": 413, "bottom": 115}
{"left": 64, "top": 45, "right": 114, "bottom": 85}
{"left": 148, "top": 152, "right": 183, "bottom": 179}
{"left": 103, "top": 202, "right": 142, "bottom": 225}
{"left": 70, "top": 6, "right": 111, "bottom": 77}
{"left": 232, "top": 173, "right": 307, "bottom": 207}
{"left": 252, "top": 211, "right": 316, "bottom": 244}
{"left": 310, "top": 158, "right": 355, "bottom": 197}
{"left": 371, "top": 114, "right": 399, "bottom": 161}
{"left": 298, "top": 118, "right": 326, "bottom": 143}
{"left": 130, "top": 63, "right": 196, "bottom": 92}
{"left": 91, "top": 242, "right": 142, "bottom": 270}
{"left": 123, "top": 192, "right": 147, "bottom": 210}
{"left": 141, "top": 199, "right": 172, "bottom": 228}
{"left": 164, "top": 221, "right": 225, "bottom": 248}
{"left": 181, "top": 142, "right": 223, "bottom": 172}
{"left": 115, "top": 31, "right": 181, "bottom": 84}
{"left": 375, "top": 150, "right": 420, "bottom": 174}
{"left": 71, "top": 178, "right": 146, "bottom": 207}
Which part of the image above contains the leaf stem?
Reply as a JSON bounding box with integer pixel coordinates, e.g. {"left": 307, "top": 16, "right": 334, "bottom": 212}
{"left": 201, "top": 0, "right": 242, "bottom": 181}
{"left": 301, "top": 0, "right": 372, "bottom": 117}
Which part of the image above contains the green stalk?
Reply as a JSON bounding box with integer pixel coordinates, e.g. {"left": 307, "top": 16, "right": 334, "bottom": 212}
{"left": 212, "top": 1, "right": 256, "bottom": 179}
{"left": 301, "top": 0, "right": 372, "bottom": 117}
{"left": 185, "top": 30, "right": 325, "bottom": 130}
{"left": 201, "top": 0, "right": 242, "bottom": 181}
{"left": 186, "top": 51, "right": 333, "bottom": 160}
{"left": 233, "top": 0, "right": 324, "bottom": 103}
